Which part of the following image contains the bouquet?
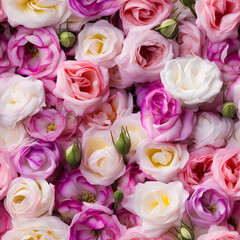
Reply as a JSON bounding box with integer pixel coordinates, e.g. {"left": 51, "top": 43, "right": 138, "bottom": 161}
{"left": 0, "top": 0, "right": 240, "bottom": 239}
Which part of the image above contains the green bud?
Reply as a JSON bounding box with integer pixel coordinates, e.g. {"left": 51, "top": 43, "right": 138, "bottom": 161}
{"left": 155, "top": 18, "right": 178, "bottom": 39}
{"left": 221, "top": 102, "right": 236, "bottom": 118}
{"left": 113, "top": 190, "right": 124, "bottom": 203}
{"left": 112, "top": 127, "right": 131, "bottom": 156}
{"left": 180, "top": 0, "right": 195, "bottom": 7}
{"left": 59, "top": 31, "right": 76, "bottom": 48}
{"left": 64, "top": 139, "right": 81, "bottom": 168}
{"left": 178, "top": 221, "right": 195, "bottom": 240}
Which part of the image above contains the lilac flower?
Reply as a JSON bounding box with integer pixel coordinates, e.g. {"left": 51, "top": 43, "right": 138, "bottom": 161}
{"left": 55, "top": 170, "right": 114, "bottom": 221}
{"left": 68, "top": 203, "right": 126, "bottom": 240}
{"left": 186, "top": 181, "right": 233, "bottom": 228}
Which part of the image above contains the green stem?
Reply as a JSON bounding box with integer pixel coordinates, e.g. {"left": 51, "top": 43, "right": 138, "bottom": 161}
{"left": 113, "top": 201, "right": 118, "bottom": 214}
{"left": 123, "top": 154, "right": 127, "bottom": 165}
{"left": 189, "top": 5, "right": 197, "bottom": 18}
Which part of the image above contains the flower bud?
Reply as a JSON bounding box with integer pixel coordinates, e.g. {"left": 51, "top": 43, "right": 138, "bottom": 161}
{"left": 112, "top": 127, "right": 131, "bottom": 156}
{"left": 221, "top": 102, "right": 236, "bottom": 118}
{"left": 113, "top": 190, "right": 124, "bottom": 203}
{"left": 59, "top": 31, "right": 76, "bottom": 48}
{"left": 180, "top": 0, "right": 195, "bottom": 7}
{"left": 178, "top": 221, "right": 194, "bottom": 240}
{"left": 155, "top": 18, "right": 178, "bottom": 39}
{"left": 64, "top": 139, "right": 81, "bottom": 168}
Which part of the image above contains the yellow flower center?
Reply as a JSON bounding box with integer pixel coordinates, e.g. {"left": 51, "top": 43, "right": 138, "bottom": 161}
{"left": 79, "top": 191, "right": 96, "bottom": 203}
{"left": 47, "top": 123, "right": 56, "bottom": 132}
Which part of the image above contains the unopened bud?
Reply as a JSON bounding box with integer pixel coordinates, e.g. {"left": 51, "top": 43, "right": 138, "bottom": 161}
{"left": 155, "top": 18, "right": 178, "bottom": 39}
{"left": 59, "top": 31, "right": 76, "bottom": 48}
{"left": 221, "top": 102, "right": 236, "bottom": 118}
{"left": 64, "top": 139, "right": 81, "bottom": 168}
{"left": 178, "top": 221, "right": 195, "bottom": 240}
{"left": 113, "top": 190, "right": 124, "bottom": 203}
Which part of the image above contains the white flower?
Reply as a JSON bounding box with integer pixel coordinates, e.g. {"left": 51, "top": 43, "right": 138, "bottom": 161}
{"left": 161, "top": 56, "right": 223, "bottom": 108}
{"left": 0, "top": 122, "right": 32, "bottom": 151}
{"left": 0, "top": 74, "right": 45, "bottom": 128}
{"left": 2, "top": 216, "right": 68, "bottom": 240}
{"left": 2, "top": 0, "right": 70, "bottom": 28}
{"left": 136, "top": 141, "right": 189, "bottom": 182}
{"left": 80, "top": 128, "right": 126, "bottom": 186}
{"left": 75, "top": 20, "right": 124, "bottom": 68}
{"left": 4, "top": 177, "right": 54, "bottom": 219}
{"left": 123, "top": 181, "right": 189, "bottom": 238}
{"left": 190, "top": 112, "right": 233, "bottom": 149}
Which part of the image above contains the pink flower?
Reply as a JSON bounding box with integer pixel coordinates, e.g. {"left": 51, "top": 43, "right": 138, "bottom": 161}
{"left": 0, "top": 2, "right": 6, "bottom": 22}
{"left": 212, "top": 147, "right": 240, "bottom": 199}
{"left": 54, "top": 60, "right": 110, "bottom": 116}
{"left": 195, "top": 0, "right": 240, "bottom": 42}
{"left": 115, "top": 29, "right": 179, "bottom": 87}
{"left": 120, "top": 0, "right": 173, "bottom": 33}
{"left": 0, "top": 151, "right": 18, "bottom": 200}
{"left": 204, "top": 36, "right": 240, "bottom": 82}
{"left": 178, "top": 147, "right": 215, "bottom": 192}
{"left": 178, "top": 20, "right": 205, "bottom": 57}
{"left": 24, "top": 109, "right": 66, "bottom": 142}
{"left": 197, "top": 225, "right": 240, "bottom": 240}
{"left": 7, "top": 26, "right": 66, "bottom": 79}
{"left": 0, "top": 202, "right": 12, "bottom": 239}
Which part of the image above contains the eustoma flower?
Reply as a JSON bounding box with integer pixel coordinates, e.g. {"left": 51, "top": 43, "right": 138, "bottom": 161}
{"left": 0, "top": 202, "right": 12, "bottom": 239}
{"left": 7, "top": 27, "right": 66, "bottom": 79}
{"left": 123, "top": 181, "right": 189, "bottom": 238}
{"left": 2, "top": 0, "right": 69, "bottom": 28}
{"left": 54, "top": 60, "right": 110, "bottom": 116}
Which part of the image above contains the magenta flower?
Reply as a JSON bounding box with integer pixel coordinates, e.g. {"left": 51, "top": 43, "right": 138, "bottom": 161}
{"left": 140, "top": 82, "right": 194, "bottom": 142}
{"left": 24, "top": 109, "right": 66, "bottom": 142}
{"left": 186, "top": 181, "right": 233, "bottom": 228}
{"left": 205, "top": 35, "right": 240, "bottom": 82}
{"left": 55, "top": 170, "right": 114, "bottom": 221}
{"left": 68, "top": 204, "right": 126, "bottom": 240}
{"left": 0, "top": 202, "right": 12, "bottom": 238}
{"left": 7, "top": 26, "right": 65, "bottom": 79}
{"left": 13, "top": 141, "right": 60, "bottom": 179}
{"left": 67, "top": 0, "right": 119, "bottom": 19}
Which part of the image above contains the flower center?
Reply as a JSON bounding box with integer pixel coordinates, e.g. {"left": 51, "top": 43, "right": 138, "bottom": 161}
{"left": 228, "top": 217, "right": 239, "bottom": 231}
{"left": 47, "top": 123, "right": 56, "bottom": 132}
{"left": 24, "top": 42, "right": 39, "bottom": 58}
{"left": 147, "top": 148, "right": 174, "bottom": 167}
{"left": 79, "top": 190, "right": 96, "bottom": 203}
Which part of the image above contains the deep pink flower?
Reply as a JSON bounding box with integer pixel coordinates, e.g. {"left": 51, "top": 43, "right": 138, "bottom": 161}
{"left": 7, "top": 26, "right": 66, "bottom": 79}
{"left": 0, "top": 202, "right": 12, "bottom": 238}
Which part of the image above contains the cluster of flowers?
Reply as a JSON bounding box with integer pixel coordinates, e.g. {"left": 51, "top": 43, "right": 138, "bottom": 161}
{"left": 0, "top": 0, "right": 240, "bottom": 239}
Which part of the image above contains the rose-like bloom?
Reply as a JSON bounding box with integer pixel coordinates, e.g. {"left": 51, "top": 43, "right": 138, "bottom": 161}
{"left": 119, "top": 226, "right": 174, "bottom": 240}
{"left": 118, "top": 164, "right": 146, "bottom": 198}
{"left": 212, "top": 147, "right": 240, "bottom": 199}
{"left": 4, "top": 177, "right": 54, "bottom": 219}
{"left": 197, "top": 225, "right": 240, "bottom": 240}
{"left": 0, "top": 152, "right": 17, "bottom": 200}
{"left": 75, "top": 20, "right": 124, "bottom": 68}
{"left": 195, "top": 0, "right": 240, "bottom": 42}
{"left": 0, "top": 74, "right": 45, "bottom": 128}
{"left": 161, "top": 56, "right": 223, "bottom": 108}
{"left": 80, "top": 128, "right": 125, "bottom": 186}
{"left": 204, "top": 36, "right": 240, "bottom": 82}
{"left": 2, "top": 0, "right": 69, "bottom": 28}
{"left": 110, "top": 113, "right": 149, "bottom": 162}
{"left": 140, "top": 82, "right": 194, "bottom": 142}
{"left": 55, "top": 169, "right": 114, "bottom": 220}
{"left": 80, "top": 89, "right": 133, "bottom": 132}
{"left": 8, "top": 27, "right": 66, "bottom": 79}
{"left": 2, "top": 216, "right": 69, "bottom": 240}
{"left": 227, "top": 77, "right": 240, "bottom": 118}
{"left": 178, "top": 20, "right": 205, "bottom": 57}
{"left": 68, "top": 204, "right": 126, "bottom": 240}
{"left": 136, "top": 141, "right": 189, "bottom": 182}
{"left": 190, "top": 112, "right": 233, "bottom": 149}
{"left": 115, "top": 29, "right": 179, "bottom": 88}
{"left": 178, "top": 147, "right": 215, "bottom": 192}
{"left": 13, "top": 141, "right": 60, "bottom": 179}
{"left": 120, "top": 0, "right": 173, "bottom": 33}
{"left": 67, "top": 0, "right": 119, "bottom": 19}
{"left": 186, "top": 181, "right": 233, "bottom": 228}
{"left": 0, "top": 202, "right": 12, "bottom": 239}
{"left": 0, "top": 122, "right": 32, "bottom": 151}
{"left": 24, "top": 109, "right": 65, "bottom": 142}
{"left": 54, "top": 60, "right": 110, "bottom": 116}
{"left": 123, "top": 181, "right": 189, "bottom": 238}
